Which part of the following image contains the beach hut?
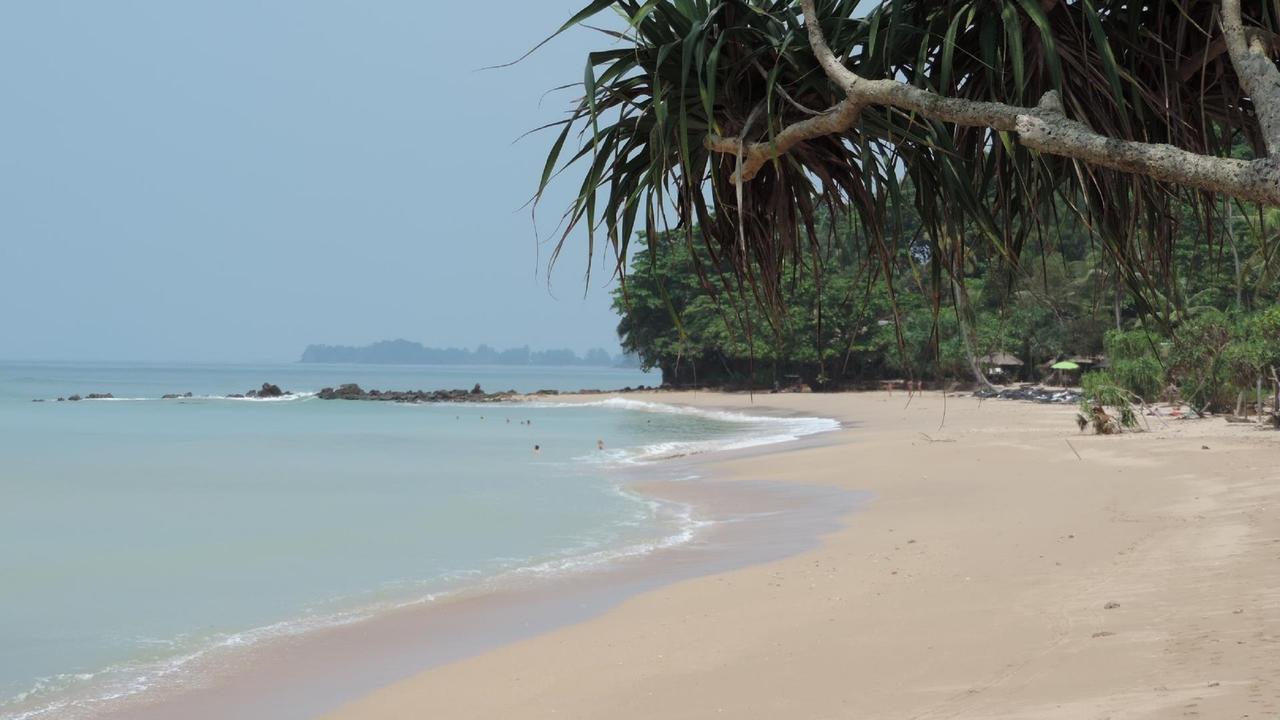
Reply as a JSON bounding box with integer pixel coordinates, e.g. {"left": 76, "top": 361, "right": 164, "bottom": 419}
{"left": 980, "top": 352, "right": 1024, "bottom": 379}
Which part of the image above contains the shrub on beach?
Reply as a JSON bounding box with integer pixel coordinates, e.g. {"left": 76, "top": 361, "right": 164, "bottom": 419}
{"left": 1077, "top": 372, "right": 1140, "bottom": 434}
{"left": 1100, "top": 329, "right": 1165, "bottom": 402}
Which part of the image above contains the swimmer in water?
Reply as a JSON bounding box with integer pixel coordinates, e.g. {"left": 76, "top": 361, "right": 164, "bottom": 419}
{"left": 533, "top": 444, "right": 541, "bottom": 455}
{"left": 597, "top": 439, "right": 605, "bottom": 451}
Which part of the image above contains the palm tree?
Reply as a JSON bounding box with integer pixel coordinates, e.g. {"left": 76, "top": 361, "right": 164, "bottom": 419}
{"left": 536, "top": 0, "right": 1279, "bottom": 379}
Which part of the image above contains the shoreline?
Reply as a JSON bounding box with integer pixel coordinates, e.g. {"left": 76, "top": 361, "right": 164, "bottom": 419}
{"left": 325, "top": 390, "right": 1279, "bottom": 719}
{"left": 55, "top": 396, "right": 855, "bottom": 720}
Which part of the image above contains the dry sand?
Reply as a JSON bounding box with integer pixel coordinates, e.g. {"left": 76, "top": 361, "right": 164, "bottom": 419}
{"left": 326, "top": 390, "right": 1278, "bottom": 719}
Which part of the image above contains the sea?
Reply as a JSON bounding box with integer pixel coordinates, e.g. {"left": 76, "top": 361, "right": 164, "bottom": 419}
{"left": 0, "top": 361, "right": 838, "bottom": 720}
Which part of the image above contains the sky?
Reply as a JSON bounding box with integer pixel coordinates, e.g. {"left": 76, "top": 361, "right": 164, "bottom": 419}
{"left": 0, "top": 1, "right": 628, "bottom": 362}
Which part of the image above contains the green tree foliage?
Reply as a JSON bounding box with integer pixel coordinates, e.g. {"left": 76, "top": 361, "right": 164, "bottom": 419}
{"left": 614, "top": 211, "right": 1127, "bottom": 387}
{"left": 1080, "top": 308, "right": 1280, "bottom": 419}
{"left": 1094, "top": 330, "right": 1165, "bottom": 402}
{"left": 542, "top": 0, "right": 1278, "bottom": 330}
{"left": 615, "top": 235, "right": 871, "bottom": 387}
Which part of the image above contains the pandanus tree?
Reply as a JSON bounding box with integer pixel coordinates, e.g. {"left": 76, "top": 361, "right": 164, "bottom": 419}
{"left": 536, "top": 0, "right": 1280, "bottom": 385}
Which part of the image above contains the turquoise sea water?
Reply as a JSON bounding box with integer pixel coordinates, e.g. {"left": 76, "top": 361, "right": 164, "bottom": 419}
{"left": 0, "top": 362, "right": 836, "bottom": 719}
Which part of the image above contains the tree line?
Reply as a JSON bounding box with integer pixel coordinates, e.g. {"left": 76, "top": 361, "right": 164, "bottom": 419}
{"left": 612, "top": 198, "right": 1280, "bottom": 417}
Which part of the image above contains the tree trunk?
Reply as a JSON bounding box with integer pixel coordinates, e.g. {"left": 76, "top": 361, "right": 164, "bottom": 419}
{"left": 1226, "top": 198, "right": 1244, "bottom": 310}
{"left": 951, "top": 275, "right": 996, "bottom": 391}
{"left": 1272, "top": 366, "right": 1279, "bottom": 422}
{"left": 1258, "top": 376, "right": 1264, "bottom": 424}
{"left": 1114, "top": 272, "right": 1123, "bottom": 331}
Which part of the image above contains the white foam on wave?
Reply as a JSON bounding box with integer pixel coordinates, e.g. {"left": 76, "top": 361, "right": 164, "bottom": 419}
{"left": 191, "top": 391, "right": 317, "bottom": 403}
{"left": 549, "top": 396, "right": 841, "bottom": 465}
{"left": 0, "top": 588, "right": 443, "bottom": 720}
{"left": 35, "top": 393, "right": 319, "bottom": 405}
{"left": 507, "top": 491, "right": 712, "bottom": 579}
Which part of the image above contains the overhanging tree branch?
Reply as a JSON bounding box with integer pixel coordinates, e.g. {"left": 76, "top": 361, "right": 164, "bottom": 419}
{"left": 702, "top": 0, "right": 1280, "bottom": 208}
{"left": 704, "top": 99, "right": 862, "bottom": 182}
{"left": 1223, "top": 0, "right": 1280, "bottom": 153}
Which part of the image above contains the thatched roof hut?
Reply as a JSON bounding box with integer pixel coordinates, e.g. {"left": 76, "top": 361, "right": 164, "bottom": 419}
{"left": 980, "top": 352, "right": 1024, "bottom": 368}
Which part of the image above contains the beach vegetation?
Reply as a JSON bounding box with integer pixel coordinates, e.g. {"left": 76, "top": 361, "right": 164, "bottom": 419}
{"left": 536, "top": 0, "right": 1280, "bottom": 420}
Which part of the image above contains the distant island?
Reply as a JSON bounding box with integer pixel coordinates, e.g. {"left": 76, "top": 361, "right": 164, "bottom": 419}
{"left": 300, "top": 339, "right": 638, "bottom": 367}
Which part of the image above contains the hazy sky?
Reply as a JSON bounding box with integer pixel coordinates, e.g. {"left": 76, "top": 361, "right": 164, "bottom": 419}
{"left": 0, "top": 1, "right": 627, "bottom": 362}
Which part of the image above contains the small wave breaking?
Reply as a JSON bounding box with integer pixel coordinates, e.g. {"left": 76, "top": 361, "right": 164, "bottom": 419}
{"left": 551, "top": 397, "right": 840, "bottom": 465}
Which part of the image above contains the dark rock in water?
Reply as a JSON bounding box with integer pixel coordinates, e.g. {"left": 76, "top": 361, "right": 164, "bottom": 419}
{"left": 67, "top": 395, "right": 82, "bottom": 402}
{"left": 318, "top": 383, "right": 366, "bottom": 400}
{"left": 57, "top": 397, "right": 65, "bottom": 402}
{"left": 315, "top": 383, "right": 517, "bottom": 404}
{"left": 250, "top": 383, "right": 285, "bottom": 398}
{"left": 86, "top": 393, "right": 114, "bottom": 400}
{"left": 226, "top": 393, "right": 246, "bottom": 399}
{"left": 162, "top": 392, "right": 194, "bottom": 399}
{"left": 32, "top": 398, "right": 44, "bottom": 402}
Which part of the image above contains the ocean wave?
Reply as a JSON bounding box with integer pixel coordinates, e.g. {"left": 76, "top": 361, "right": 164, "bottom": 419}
{"left": 512, "top": 514, "right": 709, "bottom": 578}
{"left": 0, "top": 589, "right": 438, "bottom": 720}
{"left": 33, "top": 392, "right": 319, "bottom": 404}
{"left": 191, "top": 392, "right": 317, "bottom": 403}
{"left": 553, "top": 397, "right": 840, "bottom": 465}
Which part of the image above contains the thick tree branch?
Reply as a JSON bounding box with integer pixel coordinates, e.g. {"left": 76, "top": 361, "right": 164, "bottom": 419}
{"left": 1223, "top": 0, "right": 1280, "bottom": 153}
{"left": 702, "top": 0, "right": 1280, "bottom": 209}
{"left": 705, "top": 99, "right": 862, "bottom": 181}
{"left": 1017, "top": 94, "right": 1280, "bottom": 207}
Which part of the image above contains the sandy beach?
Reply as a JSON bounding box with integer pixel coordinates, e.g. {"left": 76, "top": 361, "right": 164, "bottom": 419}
{"left": 324, "top": 390, "right": 1279, "bottom": 719}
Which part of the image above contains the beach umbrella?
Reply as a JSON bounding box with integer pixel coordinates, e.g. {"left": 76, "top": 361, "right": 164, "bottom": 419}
{"left": 1050, "top": 361, "right": 1081, "bottom": 371}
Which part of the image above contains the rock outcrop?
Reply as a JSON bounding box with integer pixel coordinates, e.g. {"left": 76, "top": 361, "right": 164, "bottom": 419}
{"left": 317, "top": 384, "right": 518, "bottom": 404}
{"left": 233, "top": 383, "right": 290, "bottom": 399}
{"left": 247, "top": 383, "right": 286, "bottom": 398}
{"left": 318, "top": 383, "right": 366, "bottom": 400}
